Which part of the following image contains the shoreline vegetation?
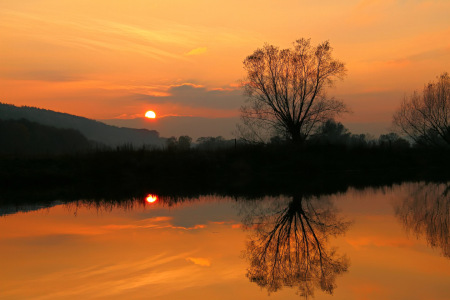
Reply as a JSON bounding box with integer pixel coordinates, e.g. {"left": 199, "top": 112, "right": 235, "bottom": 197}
{"left": 1, "top": 143, "right": 449, "bottom": 206}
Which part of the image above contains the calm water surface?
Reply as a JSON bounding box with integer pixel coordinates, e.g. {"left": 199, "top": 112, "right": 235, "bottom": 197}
{"left": 1, "top": 182, "right": 449, "bottom": 299}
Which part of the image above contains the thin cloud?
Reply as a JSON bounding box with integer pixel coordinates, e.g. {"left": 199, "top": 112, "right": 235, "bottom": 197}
{"left": 112, "top": 113, "right": 143, "bottom": 119}
{"left": 186, "top": 257, "right": 211, "bottom": 267}
{"left": 134, "top": 84, "right": 245, "bottom": 110}
{"left": 0, "top": 9, "right": 256, "bottom": 63}
{"left": 102, "top": 216, "right": 207, "bottom": 231}
{"left": 0, "top": 69, "right": 84, "bottom": 82}
{"left": 407, "top": 47, "right": 450, "bottom": 62}
{"left": 0, "top": 10, "right": 190, "bottom": 62}
{"left": 358, "top": 46, "right": 450, "bottom": 70}
{"left": 10, "top": 253, "right": 202, "bottom": 300}
{"left": 186, "top": 47, "right": 207, "bottom": 56}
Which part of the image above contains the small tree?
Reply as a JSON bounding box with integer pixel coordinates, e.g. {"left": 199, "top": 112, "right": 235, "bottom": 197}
{"left": 393, "top": 72, "right": 450, "bottom": 147}
{"left": 311, "top": 119, "right": 350, "bottom": 145}
{"left": 166, "top": 136, "right": 178, "bottom": 150}
{"left": 177, "top": 135, "right": 192, "bottom": 150}
{"left": 378, "top": 132, "right": 410, "bottom": 149}
{"left": 166, "top": 135, "right": 192, "bottom": 151}
{"left": 196, "top": 136, "right": 230, "bottom": 150}
{"left": 239, "top": 38, "right": 348, "bottom": 144}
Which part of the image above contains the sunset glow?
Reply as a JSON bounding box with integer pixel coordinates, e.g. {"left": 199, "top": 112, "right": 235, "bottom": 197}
{"left": 0, "top": 0, "right": 449, "bottom": 135}
{"left": 145, "top": 111, "right": 156, "bottom": 119}
{"left": 1, "top": 0, "right": 449, "bottom": 297}
{"left": 146, "top": 194, "right": 158, "bottom": 203}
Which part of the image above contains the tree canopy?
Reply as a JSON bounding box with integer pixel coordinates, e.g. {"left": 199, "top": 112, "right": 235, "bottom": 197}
{"left": 393, "top": 72, "right": 450, "bottom": 148}
{"left": 239, "top": 38, "right": 347, "bottom": 144}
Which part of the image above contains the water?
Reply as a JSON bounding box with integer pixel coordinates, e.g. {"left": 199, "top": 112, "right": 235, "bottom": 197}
{"left": 1, "top": 182, "right": 449, "bottom": 299}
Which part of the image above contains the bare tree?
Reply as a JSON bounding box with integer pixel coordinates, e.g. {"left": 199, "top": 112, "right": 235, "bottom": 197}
{"left": 238, "top": 38, "right": 347, "bottom": 144}
{"left": 241, "top": 195, "right": 350, "bottom": 297}
{"left": 394, "top": 182, "right": 449, "bottom": 258}
{"left": 393, "top": 72, "right": 450, "bottom": 147}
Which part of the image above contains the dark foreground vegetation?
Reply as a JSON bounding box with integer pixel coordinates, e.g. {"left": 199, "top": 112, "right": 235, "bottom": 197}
{"left": 1, "top": 142, "right": 449, "bottom": 206}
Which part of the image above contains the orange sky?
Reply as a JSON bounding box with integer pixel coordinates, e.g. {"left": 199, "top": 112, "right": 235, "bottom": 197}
{"left": 1, "top": 0, "right": 449, "bottom": 128}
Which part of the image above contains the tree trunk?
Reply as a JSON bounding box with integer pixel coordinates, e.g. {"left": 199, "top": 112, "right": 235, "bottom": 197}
{"left": 290, "top": 125, "right": 305, "bottom": 145}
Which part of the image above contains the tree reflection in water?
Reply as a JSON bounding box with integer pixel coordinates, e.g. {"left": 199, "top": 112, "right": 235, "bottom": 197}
{"left": 240, "top": 194, "right": 351, "bottom": 298}
{"left": 395, "top": 182, "right": 450, "bottom": 258}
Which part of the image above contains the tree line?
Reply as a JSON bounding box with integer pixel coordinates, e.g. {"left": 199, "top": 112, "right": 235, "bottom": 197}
{"left": 163, "top": 122, "right": 410, "bottom": 152}
{"left": 237, "top": 38, "right": 449, "bottom": 149}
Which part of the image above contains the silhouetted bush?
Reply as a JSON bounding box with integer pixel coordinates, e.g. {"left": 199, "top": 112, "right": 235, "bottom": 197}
{"left": 309, "top": 120, "right": 351, "bottom": 146}
{"left": 378, "top": 133, "right": 410, "bottom": 150}
{"left": 166, "top": 135, "right": 193, "bottom": 151}
{"left": 195, "top": 136, "right": 237, "bottom": 150}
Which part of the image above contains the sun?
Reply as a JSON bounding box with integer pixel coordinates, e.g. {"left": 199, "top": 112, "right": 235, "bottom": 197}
{"left": 145, "top": 110, "right": 156, "bottom": 119}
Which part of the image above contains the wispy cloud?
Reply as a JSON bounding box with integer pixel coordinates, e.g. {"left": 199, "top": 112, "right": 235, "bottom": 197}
{"left": 4, "top": 253, "right": 198, "bottom": 300}
{"left": 134, "top": 83, "right": 245, "bottom": 110}
{"left": 186, "top": 47, "right": 207, "bottom": 56}
{"left": 1, "top": 214, "right": 207, "bottom": 241}
{"left": 186, "top": 257, "right": 211, "bottom": 267}
{"left": 0, "top": 10, "right": 190, "bottom": 62}
{"left": 102, "top": 216, "right": 207, "bottom": 231}
{"left": 0, "top": 9, "right": 255, "bottom": 64}
{"left": 3, "top": 250, "right": 243, "bottom": 300}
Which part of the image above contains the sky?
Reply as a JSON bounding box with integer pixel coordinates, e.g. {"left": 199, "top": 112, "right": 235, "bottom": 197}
{"left": 1, "top": 0, "right": 449, "bottom": 136}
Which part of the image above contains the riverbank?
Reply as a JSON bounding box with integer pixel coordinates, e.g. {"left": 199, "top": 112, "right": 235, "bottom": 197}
{"left": 1, "top": 145, "right": 449, "bottom": 203}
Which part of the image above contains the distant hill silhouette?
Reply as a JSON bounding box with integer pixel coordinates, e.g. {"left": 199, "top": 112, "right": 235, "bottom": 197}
{"left": 0, "top": 103, "right": 164, "bottom": 147}
{"left": 101, "top": 115, "right": 239, "bottom": 141}
{"left": 0, "top": 118, "right": 91, "bottom": 155}
{"left": 0, "top": 200, "right": 61, "bottom": 217}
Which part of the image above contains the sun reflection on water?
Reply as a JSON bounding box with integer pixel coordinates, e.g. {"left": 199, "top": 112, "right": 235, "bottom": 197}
{"left": 146, "top": 194, "right": 158, "bottom": 203}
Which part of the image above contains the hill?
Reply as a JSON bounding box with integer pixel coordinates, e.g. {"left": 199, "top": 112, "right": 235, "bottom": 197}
{"left": 0, "top": 118, "right": 91, "bottom": 155}
{"left": 0, "top": 103, "right": 164, "bottom": 147}
{"left": 101, "top": 116, "right": 239, "bottom": 141}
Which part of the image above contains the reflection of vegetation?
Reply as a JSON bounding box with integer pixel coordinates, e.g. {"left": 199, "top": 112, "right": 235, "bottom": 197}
{"left": 395, "top": 182, "right": 450, "bottom": 258}
{"left": 241, "top": 195, "right": 350, "bottom": 297}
